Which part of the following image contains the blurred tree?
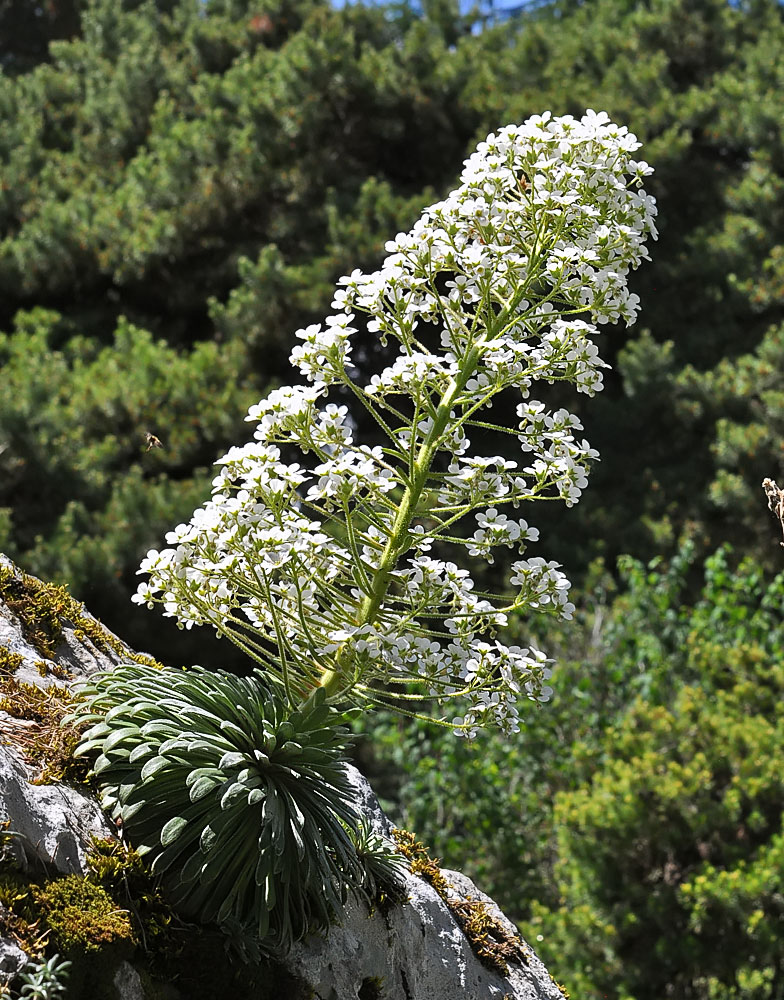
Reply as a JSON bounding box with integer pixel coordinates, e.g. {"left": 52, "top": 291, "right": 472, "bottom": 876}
{"left": 528, "top": 547, "right": 784, "bottom": 999}
{"left": 464, "top": 0, "right": 784, "bottom": 574}
{"left": 0, "top": 306, "right": 258, "bottom": 661}
{"left": 0, "top": 0, "right": 495, "bottom": 654}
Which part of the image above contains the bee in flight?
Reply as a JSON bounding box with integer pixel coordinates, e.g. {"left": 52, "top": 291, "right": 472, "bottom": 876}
{"left": 144, "top": 431, "right": 164, "bottom": 452}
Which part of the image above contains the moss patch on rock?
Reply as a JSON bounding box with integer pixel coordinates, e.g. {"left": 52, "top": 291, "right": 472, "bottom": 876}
{"left": 0, "top": 667, "right": 87, "bottom": 785}
{"left": 0, "top": 834, "right": 163, "bottom": 999}
{"left": 0, "top": 833, "right": 136, "bottom": 959}
{"left": 392, "top": 828, "right": 528, "bottom": 975}
{"left": 0, "top": 863, "right": 49, "bottom": 958}
{"left": 0, "top": 646, "right": 24, "bottom": 676}
{"left": 34, "top": 874, "right": 135, "bottom": 953}
{"left": 85, "top": 838, "right": 173, "bottom": 955}
{"left": 0, "top": 567, "right": 74, "bottom": 660}
{"left": 0, "top": 562, "right": 164, "bottom": 785}
{"left": 39, "top": 838, "right": 313, "bottom": 1000}
{"left": 0, "top": 565, "right": 162, "bottom": 669}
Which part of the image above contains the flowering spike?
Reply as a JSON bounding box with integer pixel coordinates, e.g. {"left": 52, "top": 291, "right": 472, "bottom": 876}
{"left": 134, "top": 112, "right": 657, "bottom": 736}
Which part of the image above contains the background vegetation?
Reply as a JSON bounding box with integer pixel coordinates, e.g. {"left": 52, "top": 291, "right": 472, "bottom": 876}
{"left": 1, "top": 0, "right": 783, "bottom": 996}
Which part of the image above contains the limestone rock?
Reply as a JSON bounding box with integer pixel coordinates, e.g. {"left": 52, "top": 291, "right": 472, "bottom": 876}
{"left": 300, "top": 774, "right": 564, "bottom": 1000}
{"left": 113, "top": 961, "right": 146, "bottom": 1000}
{"left": 287, "top": 864, "right": 561, "bottom": 1000}
{"left": 0, "top": 937, "right": 27, "bottom": 986}
{"left": 0, "top": 555, "right": 130, "bottom": 872}
{"left": 0, "top": 744, "right": 113, "bottom": 875}
{"left": 343, "top": 763, "right": 394, "bottom": 838}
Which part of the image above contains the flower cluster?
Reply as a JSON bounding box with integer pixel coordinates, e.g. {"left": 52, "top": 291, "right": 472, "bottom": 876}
{"left": 134, "top": 111, "right": 656, "bottom": 735}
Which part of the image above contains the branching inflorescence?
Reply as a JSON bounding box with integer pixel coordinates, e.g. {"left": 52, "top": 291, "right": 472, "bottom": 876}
{"left": 132, "top": 111, "right": 657, "bottom": 736}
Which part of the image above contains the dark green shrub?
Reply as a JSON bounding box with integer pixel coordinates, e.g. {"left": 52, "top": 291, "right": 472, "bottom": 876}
{"left": 361, "top": 546, "right": 784, "bottom": 998}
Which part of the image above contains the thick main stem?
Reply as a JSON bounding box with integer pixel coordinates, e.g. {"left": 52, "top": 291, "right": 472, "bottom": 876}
{"left": 317, "top": 251, "right": 542, "bottom": 700}
{"left": 318, "top": 343, "right": 483, "bottom": 697}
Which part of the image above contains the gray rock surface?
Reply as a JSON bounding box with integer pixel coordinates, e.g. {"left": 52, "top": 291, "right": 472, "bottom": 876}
{"left": 288, "top": 867, "right": 559, "bottom": 1000}
{"left": 343, "top": 763, "right": 394, "bottom": 838}
{"left": 0, "top": 556, "right": 130, "bottom": 870}
{"left": 311, "top": 773, "right": 563, "bottom": 1000}
{"left": 113, "top": 960, "right": 146, "bottom": 1000}
{"left": 0, "top": 937, "right": 27, "bottom": 986}
{"left": 0, "top": 744, "right": 113, "bottom": 875}
{"left": 0, "top": 556, "right": 564, "bottom": 999}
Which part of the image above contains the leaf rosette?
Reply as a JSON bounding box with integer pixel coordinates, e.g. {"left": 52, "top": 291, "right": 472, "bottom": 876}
{"left": 73, "top": 664, "right": 375, "bottom": 951}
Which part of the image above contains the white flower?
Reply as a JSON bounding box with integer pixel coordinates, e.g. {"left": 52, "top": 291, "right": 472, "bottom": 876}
{"left": 289, "top": 317, "right": 356, "bottom": 383}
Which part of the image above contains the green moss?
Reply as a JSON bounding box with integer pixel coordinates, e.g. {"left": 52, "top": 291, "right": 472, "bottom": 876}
{"left": 34, "top": 874, "right": 135, "bottom": 953}
{"left": 86, "top": 838, "right": 146, "bottom": 885}
{"left": 0, "top": 674, "right": 88, "bottom": 785}
{"left": 36, "top": 659, "right": 71, "bottom": 680}
{"left": 449, "top": 896, "right": 528, "bottom": 975}
{"left": 0, "top": 866, "right": 47, "bottom": 957}
{"left": 0, "top": 565, "right": 162, "bottom": 785}
{"left": 0, "top": 674, "right": 73, "bottom": 724}
{"left": 85, "top": 838, "right": 173, "bottom": 953}
{"left": 392, "top": 829, "right": 452, "bottom": 895}
{"left": 0, "top": 838, "right": 315, "bottom": 1000}
{"left": 0, "top": 645, "right": 24, "bottom": 676}
{"left": 0, "top": 845, "right": 132, "bottom": 997}
{"left": 0, "top": 567, "right": 70, "bottom": 659}
{"left": 0, "top": 566, "right": 163, "bottom": 669}
{"left": 392, "top": 828, "right": 528, "bottom": 975}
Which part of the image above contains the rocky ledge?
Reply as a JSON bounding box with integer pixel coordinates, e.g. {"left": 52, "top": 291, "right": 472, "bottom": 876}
{"left": 0, "top": 555, "right": 564, "bottom": 1000}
